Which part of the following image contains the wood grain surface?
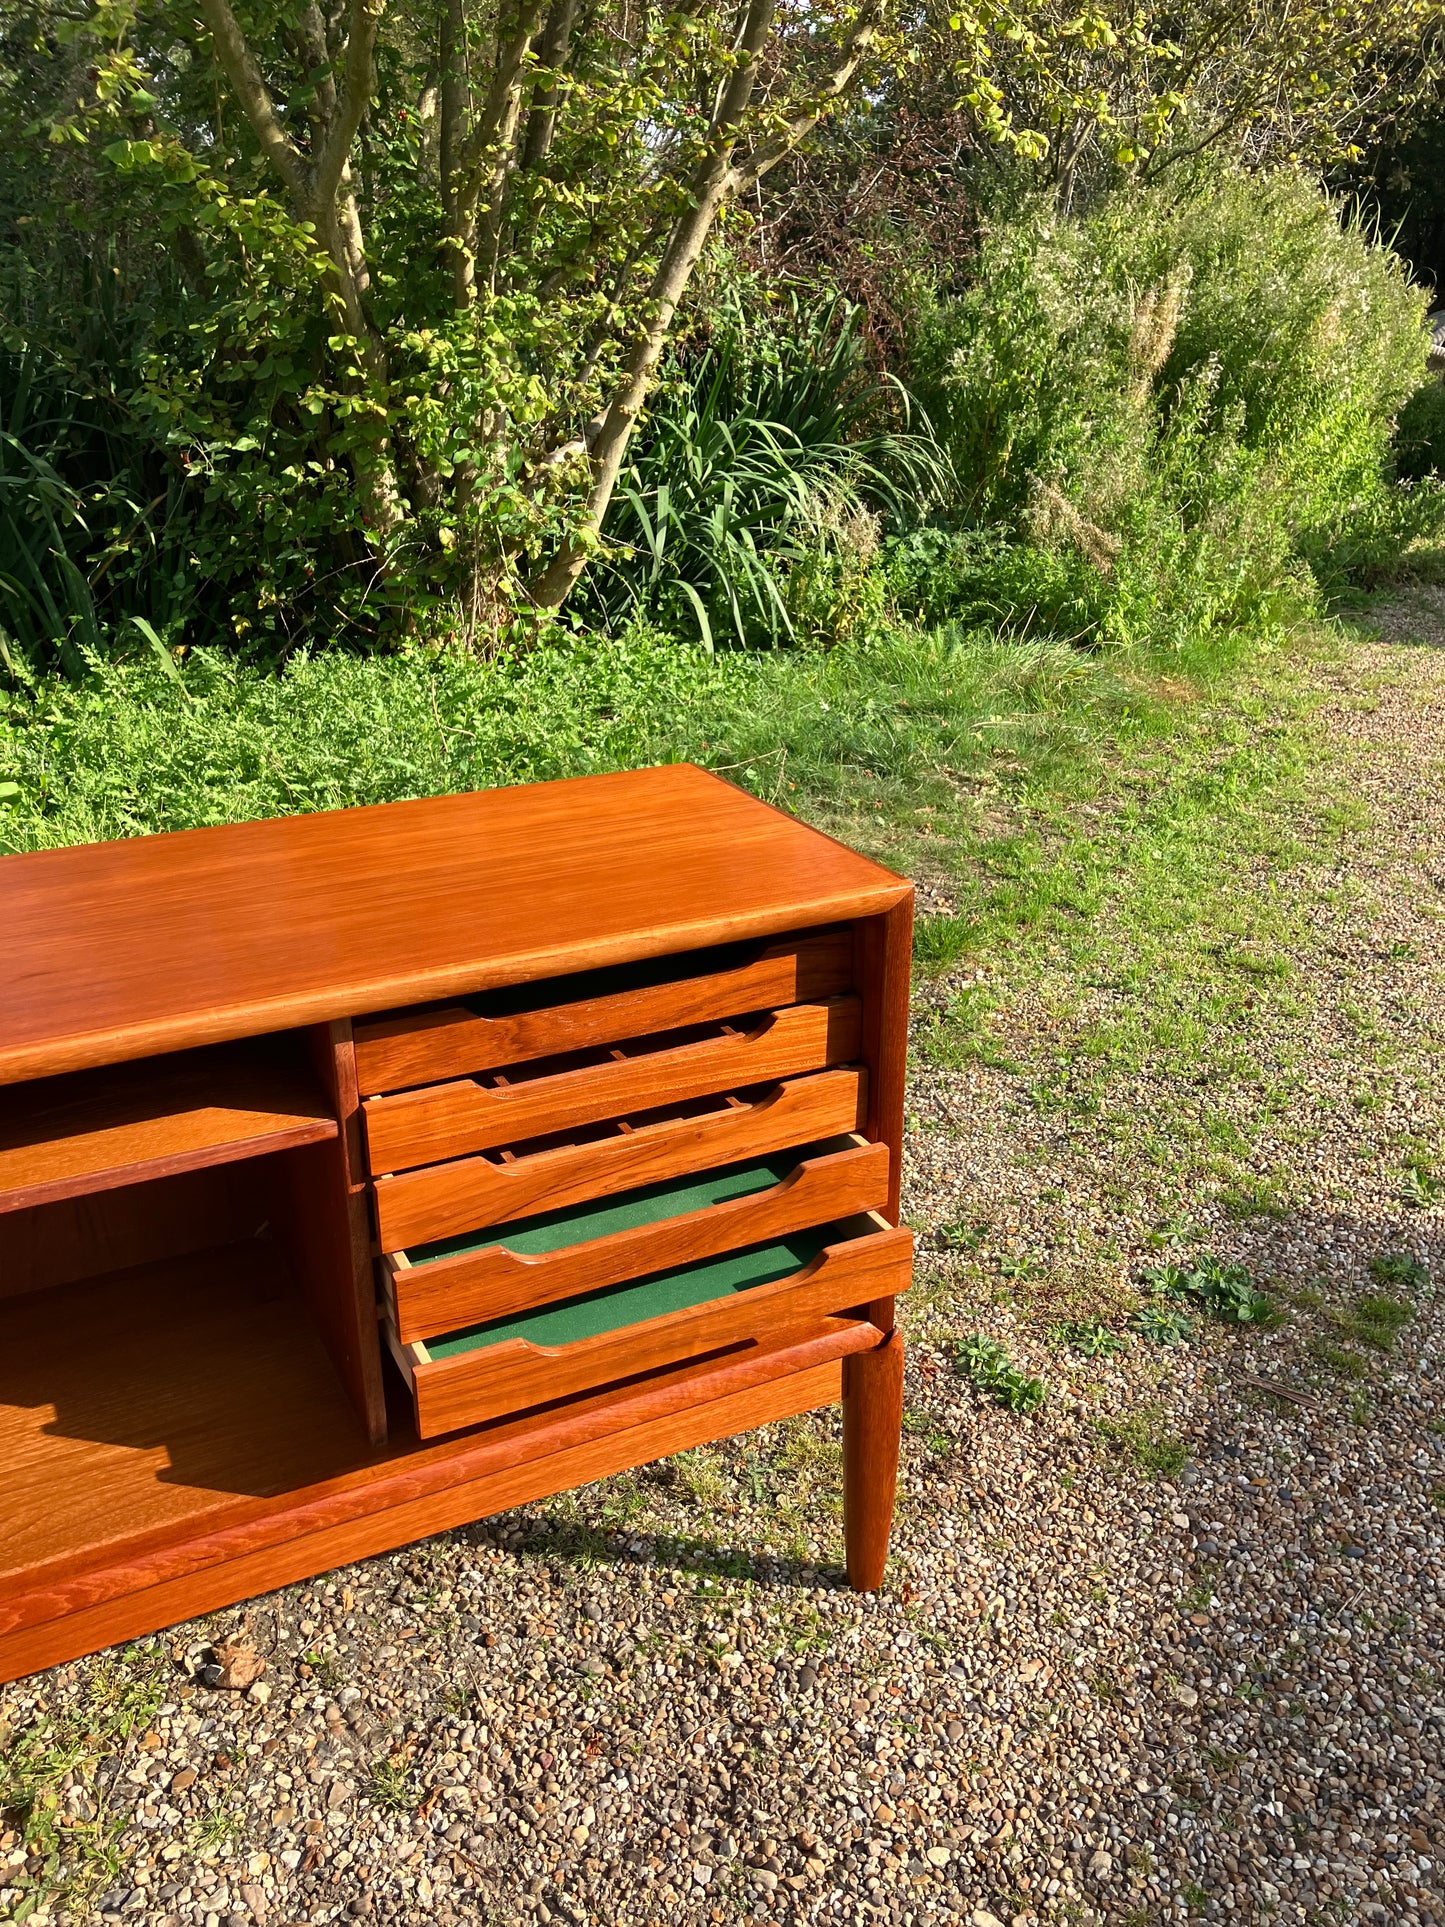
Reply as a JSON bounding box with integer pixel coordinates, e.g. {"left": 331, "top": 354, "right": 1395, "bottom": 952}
{"left": 353, "top": 928, "right": 852, "bottom": 1094}
{"left": 280, "top": 1023, "right": 387, "bottom": 1444}
{"left": 384, "top": 1137, "right": 890, "bottom": 1341}
{"left": 0, "top": 1325, "right": 881, "bottom": 1682}
{"left": 369, "top": 1069, "right": 869, "bottom": 1251}
{"left": 363, "top": 998, "right": 862, "bottom": 1174}
{"left": 842, "top": 1329, "right": 905, "bottom": 1592}
{"left": 0, "top": 766, "right": 909, "bottom": 1085}
{"left": 0, "top": 1240, "right": 370, "bottom": 1581}
{"left": 0, "top": 1040, "right": 336, "bottom": 1215}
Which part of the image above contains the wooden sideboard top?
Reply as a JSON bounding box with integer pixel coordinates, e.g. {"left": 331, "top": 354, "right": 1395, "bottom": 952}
{"left": 0, "top": 764, "right": 910, "bottom": 1084}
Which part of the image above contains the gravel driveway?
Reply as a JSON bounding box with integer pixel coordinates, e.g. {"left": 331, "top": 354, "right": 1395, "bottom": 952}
{"left": 2, "top": 628, "right": 1442, "bottom": 1927}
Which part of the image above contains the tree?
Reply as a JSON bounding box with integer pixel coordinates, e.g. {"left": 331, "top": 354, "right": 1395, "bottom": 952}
{"left": 36, "top": 0, "right": 886, "bottom": 634}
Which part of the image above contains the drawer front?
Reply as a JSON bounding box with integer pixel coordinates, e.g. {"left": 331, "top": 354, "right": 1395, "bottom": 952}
{"left": 386, "top": 1214, "right": 912, "bottom": 1438}
{"left": 363, "top": 997, "right": 862, "bottom": 1176}
{"left": 383, "top": 1135, "right": 890, "bottom": 1344}
{"left": 371, "top": 1067, "right": 867, "bottom": 1252}
{"left": 354, "top": 928, "right": 852, "bottom": 1095}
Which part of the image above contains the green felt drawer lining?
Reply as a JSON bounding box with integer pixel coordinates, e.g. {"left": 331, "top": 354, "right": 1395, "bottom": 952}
{"left": 424, "top": 1230, "right": 827, "bottom": 1360}
{"left": 407, "top": 1153, "right": 800, "bottom": 1265}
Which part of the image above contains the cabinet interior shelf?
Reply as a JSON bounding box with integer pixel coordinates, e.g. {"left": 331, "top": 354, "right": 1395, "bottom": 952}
{"left": 0, "top": 1039, "right": 337, "bottom": 1214}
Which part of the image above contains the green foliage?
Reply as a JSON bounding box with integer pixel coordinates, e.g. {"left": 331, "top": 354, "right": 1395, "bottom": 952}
{"left": 1096, "top": 1407, "right": 1189, "bottom": 1478}
{"left": 932, "top": 0, "right": 1438, "bottom": 186}
{"left": 586, "top": 289, "right": 947, "bottom": 650}
{"left": 1, "top": 600, "right": 1220, "bottom": 851}
{"left": 365, "top": 1754, "right": 419, "bottom": 1814}
{"left": 1400, "top": 1157, "right": 1445, "bottom": 1206}
{"left": 1052, "top": 1317, "right": 1129, "bottom": 1358}
{"left": 956, "top": 1333, "right": 1047, "bottom": 1413}
{"left": 1131, "top": 1301, "right": 1194, "bottom": 1346}
{"left": 0, "top": 0, "right": 892, "bottom": 671}
{"left": 1395, "top": 380, "right": 1445, "bottom": 483}
{"left": 1369, "top": 1250, "right": 1429, "bottom": 1290}
{"left": 1142, "top": 1254, "right": 1277, "bottom": 1326}
{"left": 902, "top": 169, "right": 1438, "bottom": 649}
{"left": 1344, "top": 1293, "right": 1413, "bottom": 1350}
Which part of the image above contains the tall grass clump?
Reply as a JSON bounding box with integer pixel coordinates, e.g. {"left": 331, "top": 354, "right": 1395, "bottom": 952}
{"left": 902, "top": 169, "right": 1439, "bottom": 650}
{"left": 584, "top": 287, "right": 949, "bottom": 650}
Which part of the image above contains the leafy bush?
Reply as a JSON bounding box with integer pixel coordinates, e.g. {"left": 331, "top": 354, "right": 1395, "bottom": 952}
{"left": 1394, "top": 380, "right": 1445, "bottom": 482}
{"left": 902, "top": 168, "right": 1437, "bottom": 648}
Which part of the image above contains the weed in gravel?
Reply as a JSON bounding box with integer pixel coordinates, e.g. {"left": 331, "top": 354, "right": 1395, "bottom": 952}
{"left": 902, "top": 1410, "right": 953, "bottom": 1453}
{"left": 913, "top": 914, "right": 973, "bottom": 975}
{"left": 367, "top": 1752, "right": 419, "bottom": 1813}
{"left": 1051, "top": 1317, "right": 1130, "bottom": 1358}
{"left": 0, "top": 1645, "right": 168, "bottom": 1916}
{"left": 1219, "top": 1177, "right": 1292, "bottom": 1220}
{"left": 1370, "top": 1251, "right": 1429, "bottom": 1290}
{"left": 917, "top": 982, "right": 1015, "bottom": 1071}
{"left": 932, "top": 1218, "right": 988, "bottom": 1251}
{"left": 956, "top": 1334, "right": 1047, "bottom": 1414}
{"left": 1400, "top": 1158, "right": 1445, "bottom": 1207}
{"left": 1320, "top": 1290, "right": 1414, "bottom": 1356}
{"left": 1097, "top": 1407, "right": 1190, "bottom": 1478}
{"left": 1283, "top": 1285, "right": 1323, "bottom": 1310}
{"left": 1144, "top": 1216, "right": 1208, "bottom": 1251}
{"left": 1349, "top": 1292, "right": 1414, "bottom": 1349}
{"left": 1309, "top": 1339, "right": 1368, "bottom": 1381}
{"left": 1131, "top": 1300, "right": 1195, "bottom": 1345}
{"left": 1143, "top": 1254, "right": 1278, "bottom": 1325}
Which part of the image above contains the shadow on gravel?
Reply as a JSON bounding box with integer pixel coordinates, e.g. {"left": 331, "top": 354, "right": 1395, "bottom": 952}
{"left": 494, "top": 1513, "right": 854, "bottom": 1593}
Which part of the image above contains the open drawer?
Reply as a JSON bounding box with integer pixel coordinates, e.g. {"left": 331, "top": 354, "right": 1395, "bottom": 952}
{"left": 363, "top": 997, "right": 862, "bottom": 1176}
{"left": 381, "top": 1133, "right": 890, "bottom": 1344}
{"left": 353, "top": 928, "right": 852, "bottom": 1095}
{"left": 371, "top": 1068, "right": 868, "bottom": 1252}
{"left": 384, "top": 1211, "right": 912, "bottom": 1438}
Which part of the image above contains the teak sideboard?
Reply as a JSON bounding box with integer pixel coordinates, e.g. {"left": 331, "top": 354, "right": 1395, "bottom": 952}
{"left": 0, "top": 764, "right": 913, "bottom": 1684}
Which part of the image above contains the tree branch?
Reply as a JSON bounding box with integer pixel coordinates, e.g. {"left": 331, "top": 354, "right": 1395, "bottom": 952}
{"left": 449, "top": 0, "right": 549, "bottom": 302}
{"left": 313, "top": 0, "right": 383, "bottom": 212}
{"left": 528, "top": 0, "right": 885, "bottom": 611}
{"left": 196, "top": 0, "right": 307, "bottom": 199}
{"left": 731, "top": 3, "right": 885, "bottom": 186}
{"left": 520, "top": 0, "right": 581, "bottom": 173}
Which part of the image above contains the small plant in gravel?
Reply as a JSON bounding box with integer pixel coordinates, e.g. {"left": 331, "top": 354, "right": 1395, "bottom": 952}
{"left": 0, "top": 1647, "right": 168, "bottom": 1917}
{"left": 913, "top": 913, "right": 973, "bottom": 975}
{"left": 1131, "top": 1300, "right": 1195, "bottom": 1345}
{"left": 1052, "top": 1317, "right": 1130, "bottom": 1358}
{"left": 1219, "top": 1178, "right": 1292, "bottom": 1221}
{"left": 932, "top": 1218, "right": 988, "bottom": 1252}
{"left": 1142, "top": 1254, "right": 1278, "bottom": 1326}
{"left": 1097, "top": 1408, "right": 1190, "bottom": 1478}
{"left": 956, "top": 1334, "right": 1047, "bottom": 1415}
{"left": 1370, "top": 1251, "right": 1429, "bottom": 1290}
{"left": 367, "top": 1752, "right": 419, "bottom": 1814}
{"left": 1309, "top": 1338, "right": 1368, "bottom": 1380}
{"left": 1344, "top": 1292, "right": 1414, "bottom": 1350}
{"left": 1399, "top": 1158, "right": 1445, "bottom": 1208}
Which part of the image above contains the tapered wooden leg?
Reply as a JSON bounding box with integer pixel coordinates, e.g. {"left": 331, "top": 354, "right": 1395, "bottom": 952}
{"left": 843, "top": 1330, "right": 905, "bottom": 1591}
